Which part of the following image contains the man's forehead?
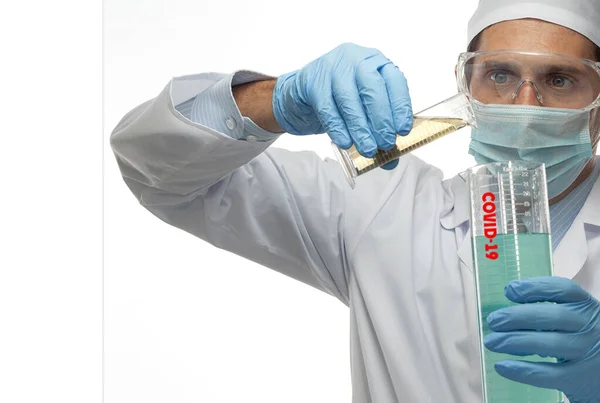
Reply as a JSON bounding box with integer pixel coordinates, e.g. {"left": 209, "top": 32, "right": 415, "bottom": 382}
{"left": 479, "top": 19, "right": 596, "bottom": 60}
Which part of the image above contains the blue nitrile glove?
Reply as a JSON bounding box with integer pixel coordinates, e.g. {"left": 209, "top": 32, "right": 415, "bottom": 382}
{"left": 272, "top": 43, "right": 413, "bottom": 170}
{"left": 484, "top": 276, "right": 600, "bottom": 403}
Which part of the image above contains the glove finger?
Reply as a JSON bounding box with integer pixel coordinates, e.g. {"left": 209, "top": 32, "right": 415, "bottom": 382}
{"left": 505, "top": 276, "right": 590, "bottom": 304}
{"left": 355, "top": 55, "right": 396, "bottom": 151}
{"left": 494, "top": 360, "right": 565, "bottom": 391}
{"left": 487, "top": 303, "right": 588, "bottom": 332}
{"left": 315, "top": 92, "right": 353, "bottom": 149}
{"left": 379, "top": 63, "right": 413, "bottom": 136}
{"left": 380, "top": 159, "right": 399, "bottom": 170}
{"left": 332, "top": 68, "right": 378, "bottom": 158}
{"left": 484, "top": 331, "right": 585, "bottom": 360}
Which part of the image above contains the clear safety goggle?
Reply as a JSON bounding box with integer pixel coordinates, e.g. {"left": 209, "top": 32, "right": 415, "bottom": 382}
{"left": 456, "top": 50, "right": 600, "bottom": 110}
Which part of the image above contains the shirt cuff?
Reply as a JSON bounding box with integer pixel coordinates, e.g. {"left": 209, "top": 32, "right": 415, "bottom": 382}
{"left": 185, "top": 70, "right": 283, "bottom": 142}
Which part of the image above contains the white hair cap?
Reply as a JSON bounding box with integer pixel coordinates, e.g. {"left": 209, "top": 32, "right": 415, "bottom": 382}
{"left": 468, "top": 0, "right": 600, "bottom": 49}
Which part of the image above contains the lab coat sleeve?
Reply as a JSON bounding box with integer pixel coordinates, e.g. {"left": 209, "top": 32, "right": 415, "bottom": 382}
{"left": 110, "top": 72, "right": 355, "bottom": 304}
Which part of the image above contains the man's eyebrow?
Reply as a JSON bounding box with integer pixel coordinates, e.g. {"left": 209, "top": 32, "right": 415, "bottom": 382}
{"left": 479, "top": 60, "right": 521, "bottom": 70}
{"left": 537, "top": 63, "right": 588, "bottom": 76}
{"left": 478, "top": 59, "right": 587, "bottom": 74}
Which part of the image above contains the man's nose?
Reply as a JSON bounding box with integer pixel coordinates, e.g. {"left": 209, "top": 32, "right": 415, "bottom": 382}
{"left": 512, "top": 79, "right": 544, "bottom": 106}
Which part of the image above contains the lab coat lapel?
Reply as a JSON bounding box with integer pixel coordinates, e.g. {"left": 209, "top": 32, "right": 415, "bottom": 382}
{"left": 440, "top": 175, "right": 473, "bottom": 271}
{"left": 457, "top": 228, "right": 474, "bottom": 272}
{"left": 553, "top": 222, "right": 589, "bottom": 279}
{"left": 553, "top": 174, "right": 600, "bottom": 279}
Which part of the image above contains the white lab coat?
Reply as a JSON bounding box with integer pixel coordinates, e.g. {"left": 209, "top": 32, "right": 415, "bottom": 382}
{"left": 110, "top": 73, "right": 600, "bottom": 403}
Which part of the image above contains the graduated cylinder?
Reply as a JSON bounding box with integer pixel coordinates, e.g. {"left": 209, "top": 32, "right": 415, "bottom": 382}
{"left": 463, "top": 160, "right": 563, "bottom": 403}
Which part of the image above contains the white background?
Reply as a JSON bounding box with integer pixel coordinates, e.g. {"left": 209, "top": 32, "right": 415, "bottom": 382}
{"left": 103, "top": 1, "right": 478, "bottom": 402}
{"left": 0, "top": 1, "right": 102, "bottom": 403}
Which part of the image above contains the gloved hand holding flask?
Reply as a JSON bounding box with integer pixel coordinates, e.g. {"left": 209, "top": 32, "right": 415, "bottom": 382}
{"left": 272, "top": 43, "right": 414, "bottom": 171}
{"left": 273, "top": 43, "right": 477, "bottom": 186}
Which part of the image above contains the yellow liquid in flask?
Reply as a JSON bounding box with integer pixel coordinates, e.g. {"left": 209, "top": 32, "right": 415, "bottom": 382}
{"left": 346, "top": 117, "right": 468, "bottom": 175}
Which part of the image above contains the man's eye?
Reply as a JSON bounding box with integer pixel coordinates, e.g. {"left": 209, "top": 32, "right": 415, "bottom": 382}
{"left": 490, "top": 72, "right": 510, "bottom": 84}
{"left": 549, "top": 75, "right": 574, "bottom": 88}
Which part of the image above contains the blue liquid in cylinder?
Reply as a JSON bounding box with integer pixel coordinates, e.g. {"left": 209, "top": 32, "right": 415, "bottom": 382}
{"left": 474, "top": 233, "right": 563, "bottom": 403}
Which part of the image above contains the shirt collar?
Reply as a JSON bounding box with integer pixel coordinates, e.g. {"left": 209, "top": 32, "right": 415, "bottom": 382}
{"left": 579, "top": 166, "right": 600, "bottom": 228}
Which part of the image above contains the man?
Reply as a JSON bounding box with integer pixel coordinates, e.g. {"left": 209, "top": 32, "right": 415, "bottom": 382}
{"left": 110, "top": 0, "right": 600, "bottom": 401}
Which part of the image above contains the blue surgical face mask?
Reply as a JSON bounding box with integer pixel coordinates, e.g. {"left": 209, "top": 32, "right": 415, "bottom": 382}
{"left": 468, "top": 102, "right": 594, "bottom": 199}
